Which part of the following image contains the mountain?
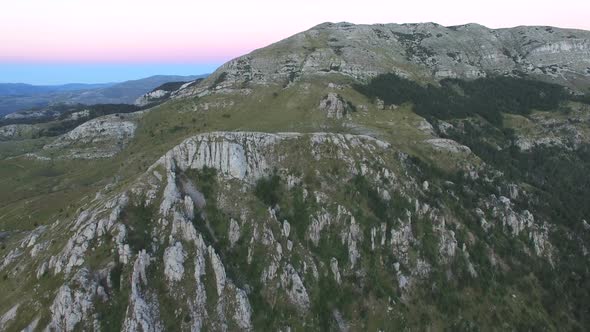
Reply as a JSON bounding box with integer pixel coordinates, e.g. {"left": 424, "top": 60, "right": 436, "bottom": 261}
{"left": 134, "top": 79, "right": 205, "bottom": 107}
{"left": 64, "top": 75, "right": 207, "bottom": 105}
{"left": 0, "top": 75, "right": 207, "bottom": 117}
{"left": 0, "top": 83, "right": 116, "bottom": 96}
{"left": 0, "top": 22, "right": 589, "bottom": 331}
{"left": 177, "top": 22, "right": 590, "bottom": 98}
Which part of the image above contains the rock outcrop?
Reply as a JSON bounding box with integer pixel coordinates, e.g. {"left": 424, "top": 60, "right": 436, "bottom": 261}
{"left": 163, "top": 242, "right": 186, "bottom": 283}
{"left": 135, "top": 89, "right": 169, "bottom": 107}
{"left": 123, "top": 250, "right": 163, "bottom": 332}
{"left": 318, "top": 93, "right": 353, "bottom": 119}
{"left": 47, "top": 269, "right": 98, "bottom": 332}
{"left": 43, "top": 113, "right": 139, "bottom": 159}
{"left": 0, "top": 124, "right": 41, "bottom": 140}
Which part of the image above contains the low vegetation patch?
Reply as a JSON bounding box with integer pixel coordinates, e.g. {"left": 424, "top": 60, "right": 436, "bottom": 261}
{"left": 254, "top": 171, "right": 283, "bottom": 207}
{"left": 120, "top": 203, "right": 155, "bottom": 253}
{"left": 354, "top": 74, "right": 571, "bottom": 125}
{"left": 95, "top": 262, "right": 129, "bottom": 332}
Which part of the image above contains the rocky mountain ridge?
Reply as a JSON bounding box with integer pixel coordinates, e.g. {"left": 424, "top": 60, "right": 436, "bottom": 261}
{"left": 0, "top": 22, "right": 589, "bottom": 331}
{"left": 176, "top": 22, "right": 590, "bottom": 99}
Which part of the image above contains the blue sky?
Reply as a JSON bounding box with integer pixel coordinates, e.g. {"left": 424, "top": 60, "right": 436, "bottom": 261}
{"left": 2, "top": 0, "right": 588, "bottom": 85}
{"left": 0, "top": 63, "right": 220, "bottom": 85}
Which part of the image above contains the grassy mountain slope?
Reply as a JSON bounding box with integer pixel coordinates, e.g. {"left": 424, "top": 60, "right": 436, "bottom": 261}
{"left": 0, "top": 22, "right": 589, "bottom": 331}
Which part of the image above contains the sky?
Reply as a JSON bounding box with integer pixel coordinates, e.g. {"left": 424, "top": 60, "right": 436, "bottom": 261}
{"left": 1, "top": 0, "right": 589, "bottom": 84}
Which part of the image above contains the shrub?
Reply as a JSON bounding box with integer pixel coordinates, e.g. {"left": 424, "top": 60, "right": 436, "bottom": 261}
{"left": 354, "top": 74, "right": 568, "bottom": 125}
{"left": 212, "top": 72, "right": 228, "bottom": 87}
{"left": 254, "top": 172, "right": 282, "bottom": 207}
{"left": 121, "top": 204, "right": 154, "bottom": 252}
{"left": 152, "top": 81, "right": 189, "bottom": 92}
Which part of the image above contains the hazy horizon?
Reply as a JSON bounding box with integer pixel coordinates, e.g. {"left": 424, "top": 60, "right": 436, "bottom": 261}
{"left": 0, "top": 63, "right": 217, "bottom": 85}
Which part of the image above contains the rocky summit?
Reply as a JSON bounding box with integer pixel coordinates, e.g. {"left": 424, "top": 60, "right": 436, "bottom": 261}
{"left": 177, "top": 22, "right": 590, "bottom": 97}
{"left": 0, "top": 22, "right": 590, "bottom": 331}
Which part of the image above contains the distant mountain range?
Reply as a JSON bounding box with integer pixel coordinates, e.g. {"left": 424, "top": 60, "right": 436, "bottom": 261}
{"left": 0, "top": 74, "right": 207, "bottom": 116}
{"left": 0, "top": 82, "right": 117, "bottom": 96}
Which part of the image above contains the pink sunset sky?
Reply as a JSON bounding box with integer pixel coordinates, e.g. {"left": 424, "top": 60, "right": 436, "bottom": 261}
{"left": 1, "top": 0, "right": 588, "bottom": 84}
